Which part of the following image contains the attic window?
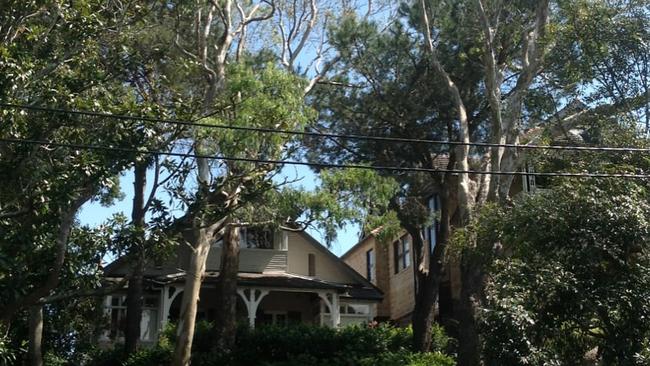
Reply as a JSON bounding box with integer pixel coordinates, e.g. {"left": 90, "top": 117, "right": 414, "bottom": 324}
{"left": 240, "top": 227, "right": 273, "bottom": 249}
{"left": 308, "top": 253, "right": 316, "bottom": 276}
{"left": 366, "top": 249, "right": 375, "bottom": 283}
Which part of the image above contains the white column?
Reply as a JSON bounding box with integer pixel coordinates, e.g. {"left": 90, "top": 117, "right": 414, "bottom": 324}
{"left": 319, "top": 301, "right": 325, "bottom": 326}
{"left": 159, "top": 287, "right": 169, "bottom": 332}
{"left": 331, "top": 293, "right": 340, "bottom": 328}
{"left": 159, "top": 286, "right": 183, "bottom": 332}
{"left": 370, "top": 304, "right": 377, "bottom": 323}
{"left": 318, "top": 292, "right": 340, "bottom": 328}
{"left": 237, "top": 288, "right": 269, "bottom": 328}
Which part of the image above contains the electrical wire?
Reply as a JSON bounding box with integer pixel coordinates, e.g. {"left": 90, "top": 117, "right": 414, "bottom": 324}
{"left": 1, "top": 137, "right": 648, "bottom": 179}
{"left": 2, "top": 103, "right": 650, "bottom": 153}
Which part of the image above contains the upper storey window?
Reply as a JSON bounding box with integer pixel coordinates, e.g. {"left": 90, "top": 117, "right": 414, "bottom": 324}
{"left": 213, "top": 227, "right": 276, "bottom": 249}
{"left": 394, "top": 236, "right": 411, "bottom": 273}
{"left": 240, "top": 227, "right": 274, "bottom": 249}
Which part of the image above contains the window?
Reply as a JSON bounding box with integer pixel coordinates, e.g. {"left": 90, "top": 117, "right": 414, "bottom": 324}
{"left": 240, "top": 227, "right": 274, "bottom": 249}
{"left": 426, "top": 195, "right": 440, "bottom": 254}
{"left": 366, "top": 249, "right": 375, "bottom": 282}
{"left": 260, "top": 311, "right": 288, "bottom": 325}
{"left": 308, "top": 253, "right": 316, "bottom": 276}
{"left": 394, "top": 236, "right": 410, "bottom": 273}
{"left": 339, "top": 304, "right": 370, "bottom": 315}
{"left": 108, "top": 296, "right": 127, "bottom": 340}
{"left": 106, "top": 295, "right": 159, "bottom": 342}
{"left": 140, "top": 297, "right": 159, "bottom": 342}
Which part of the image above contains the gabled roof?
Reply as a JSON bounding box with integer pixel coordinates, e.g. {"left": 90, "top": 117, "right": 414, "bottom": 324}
{"left": 102, "top": 229, "right": 383, "bottom": 301}
{"left": 296, "top": 230, "right": 384, "bottom": 297}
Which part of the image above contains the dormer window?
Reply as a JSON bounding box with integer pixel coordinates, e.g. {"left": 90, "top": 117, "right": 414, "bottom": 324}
{"left": 212, "top": 227, "right": 281, "bottom": 249}
{"left": 240, "top": 227, "right": 274, "bottom": 249}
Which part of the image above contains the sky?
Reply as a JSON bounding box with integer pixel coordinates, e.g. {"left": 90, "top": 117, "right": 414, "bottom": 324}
{"left": 78, "top": 164, "right": 362, "bottom": 258}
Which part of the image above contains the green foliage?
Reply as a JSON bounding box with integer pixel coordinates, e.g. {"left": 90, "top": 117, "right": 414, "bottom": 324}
{"left": 122, "top": 344, "right": 173, "bottom": 366}
{"left": 0, "top": 332, "right": 23, "bottom": 366}
{"left": 198, "top": 62, "right": 315, "bottom": 161}
{"left": 359, "top": 350, "right": 455, "bottom": 366}
{"left": 197, "top": 323, "right": 416, "bottom": 365}
{"left": 90, "top": 323, "right": 455, "bottom": 366}
{"left": 480, "top": 184, "right": 650, "bottom": 365}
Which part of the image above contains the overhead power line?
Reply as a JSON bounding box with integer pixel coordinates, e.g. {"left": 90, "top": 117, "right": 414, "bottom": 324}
{"left": 1, "top": 137, "right": 648, "bottom": 179}
{"left": 2, "top": 103, "right": 650, "bottom": 153}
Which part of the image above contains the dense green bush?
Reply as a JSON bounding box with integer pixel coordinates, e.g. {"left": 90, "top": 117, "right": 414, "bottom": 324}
{"left": 479, "top": 186, "right": 650, "bottom": 365}
{"left": 359, "top": 350, "right": 456, "bottom": 366}
{"left": 89, "top": 322, "right": 455, "bottom": 366}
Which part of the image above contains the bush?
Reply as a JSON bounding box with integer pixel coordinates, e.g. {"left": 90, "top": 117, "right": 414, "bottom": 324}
{"left": 123, "top": 344, "right": 172, "bottom": 366}
{"left": 88, "top": 322, "right": 456, "bottom": 366}
{"left": 360, "top": 350, "right": 455, "bottom": 366}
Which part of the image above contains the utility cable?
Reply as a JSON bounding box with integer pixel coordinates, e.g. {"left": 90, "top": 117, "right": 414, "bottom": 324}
{"left": 2, "top": 103, "right": 650, "bottom": 153}
{"left": 1, "top": 137, "right": 648, "bottom": 179}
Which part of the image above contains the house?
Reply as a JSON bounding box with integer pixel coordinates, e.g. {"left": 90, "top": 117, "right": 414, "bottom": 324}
{"left": 100, "top": 228, "right": 382, "bottom": 345}
{"left": 341, "top": 194, "right": 455, "bottom": 326}
{"left": 342, "top": 173, "right": 538, "bottom": 326}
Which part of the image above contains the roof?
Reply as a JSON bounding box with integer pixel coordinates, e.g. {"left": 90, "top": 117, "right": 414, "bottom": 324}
{"left": 296, "top": 230, "right": 385, "bottom": 298}
{"left": 102, "top": 229, "right": 383, "bottom": 302}
{"left": 340, "top": 233, "right": 376, "bottom": 260}
{"left": 149, "top": 271, "right": 383, "bottom": 301}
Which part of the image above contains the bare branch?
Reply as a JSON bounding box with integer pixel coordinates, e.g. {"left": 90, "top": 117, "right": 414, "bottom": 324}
{"left": 304, "top": 54, "right": 340, "bottom": 95}
{"left": 419, "top": 0, "right": 473, "bottom": 221}
{"left": 289, "top": 0, "right": 318, "bottom": 67}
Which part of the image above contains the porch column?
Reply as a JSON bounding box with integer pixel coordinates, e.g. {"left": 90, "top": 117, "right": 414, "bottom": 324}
{"left": 237, "top": 288, "right": 269, "bottom": 328}
{"left": 318, "top": 292, "right": 340, "bottom": 328}
{"left": 159, "top": 286, "right": 183, "bottom": 332}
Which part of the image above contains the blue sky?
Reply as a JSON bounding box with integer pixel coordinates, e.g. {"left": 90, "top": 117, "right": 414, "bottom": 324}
{"left": 78, "top": 164, "right": 361, "bottom": 257}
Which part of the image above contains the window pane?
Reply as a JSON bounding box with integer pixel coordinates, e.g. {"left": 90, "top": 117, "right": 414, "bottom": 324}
{"left": 403, "top": 238, "right": 410, "bottom": 268}
{"left": 242, "top": 228, "right": 274, "bottom": 249}
{"left": 366, "top": 249, "right": 375, "bottom": 282}
{"left": 348, "top": 304, "right": 370, "bottom": 315}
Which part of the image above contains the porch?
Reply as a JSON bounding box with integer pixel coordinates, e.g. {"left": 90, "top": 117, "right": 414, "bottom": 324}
{"left": 100, "top": 275, "right": 377, "bottom": 344}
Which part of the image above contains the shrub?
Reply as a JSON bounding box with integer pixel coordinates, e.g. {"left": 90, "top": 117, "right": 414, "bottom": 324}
{"left": 123, "top": 344, "right": 173, "bottom": 366}
{"left": 88, "top": 322, "right": 456, "bottom": 366}
{"left": 359, "top": 350, "right": 455, "bottom": 366}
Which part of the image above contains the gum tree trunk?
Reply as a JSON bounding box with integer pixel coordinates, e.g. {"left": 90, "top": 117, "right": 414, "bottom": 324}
{"left": 215, "top": 225, "right": 241, "bottom": 351}
{"left": 172, "top": 228, "right": 212, "bottom": 366}
{"left": 411, "top": 185, "right": 452, "bottom": 352}
{"left": 124, "top": 161, "right": 147, "bottom": 355}
{"left": 28, "top": 305, "right": 43, "bottom": 366}
{"left": 456, "top": 260, "right": 484, "bottom": 366}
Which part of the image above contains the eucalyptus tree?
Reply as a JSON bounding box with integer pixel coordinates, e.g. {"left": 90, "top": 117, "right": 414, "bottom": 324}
{"left": 113, "top": 1, "right": 399, "bottom": 364}
{"left": 307, "top": 7, "right": 488, "bottom": 354}
{"left": 309, "top": 0, "right": 650, "bottom": 363}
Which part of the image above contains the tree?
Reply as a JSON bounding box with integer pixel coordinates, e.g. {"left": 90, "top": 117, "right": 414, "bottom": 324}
{"left": 310, "top": 1, "right": 650, "bottom": 362}
{"left": 474, "top": 182, "right": 650, "bottom": 364}
{"left": 0, "top": 1, "right": 159, "bottom": 363}
{"left": 307, "top": 6, "right": 488, "bottom": 353}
